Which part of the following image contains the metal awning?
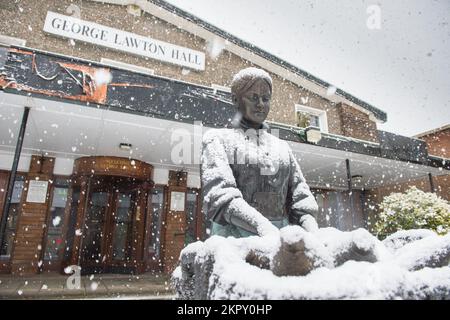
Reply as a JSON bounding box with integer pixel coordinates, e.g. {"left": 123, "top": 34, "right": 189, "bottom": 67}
{"left": 1, "top": 92, "right": 448, "bottom": 191}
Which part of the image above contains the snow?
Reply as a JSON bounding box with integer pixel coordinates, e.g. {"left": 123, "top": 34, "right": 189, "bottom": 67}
{"left": 382, "top": 229, "right": 436, "bottom": 251}
{"left": 206, "top": 37, "right": 226, "bottom": 59}
{"left": 93, "top": 69, "right": 112, "bottom": 85}
{"left": 90, "top": 282, "right": 99, "bottom": 291}
{"left": 394, "top": 233, "right": 450, "bottom": 270}
{"left": 326, "top": 85, "right": 337, "bottom": 96}
{"left": 52, "top": 216, "right": 61, "bottom": 227}
{"left": 231, "top": 67, "right": 273, "bottom": 93}
{"left": 278, "top": 226, "right": 333, "bottom": 269}
{"left": 173, "top": 226, "right": 450, "bottom": 299}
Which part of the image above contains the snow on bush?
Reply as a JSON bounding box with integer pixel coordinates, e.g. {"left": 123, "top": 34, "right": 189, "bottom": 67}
{"left": 172, "top": 226, "right": 450, "bottom": 300}
{"left": 374, "top": 187, "right": 450, "bottom": 239}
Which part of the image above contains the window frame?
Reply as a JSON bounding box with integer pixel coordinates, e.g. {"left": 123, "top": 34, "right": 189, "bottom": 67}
{"left": 295, "top": 104, "right": 329, "bottom": 133}
{"left": 40, "top": 175, "right": 71, "bottom": 270}
{"left": 0, "top": 170, "right": 26, "bottom": 262}
{"left": 185, "top": 188, "right": 202, "bottom": 244}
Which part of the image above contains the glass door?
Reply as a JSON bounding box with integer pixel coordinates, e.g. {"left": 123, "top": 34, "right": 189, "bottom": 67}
{"left": 81, "top": 176, "right": 144, "bottom": 273}
{"left": 80, "top": 190, "right": 110, "bottom": 271}
{"left": 109, "top": 190, "right": 136, "bottom": 264}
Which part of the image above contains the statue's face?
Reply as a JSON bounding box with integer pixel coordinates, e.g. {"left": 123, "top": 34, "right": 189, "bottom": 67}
{"left": 236, "top": 79, "right": 271, "bottom": 126}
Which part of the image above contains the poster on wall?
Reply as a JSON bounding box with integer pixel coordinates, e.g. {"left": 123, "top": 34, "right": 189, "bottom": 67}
{"left": 26, "top": 180, "right": 49, "bottom": 203}
{"left": 170, "top": 191, "right": 185, "bottom": 211}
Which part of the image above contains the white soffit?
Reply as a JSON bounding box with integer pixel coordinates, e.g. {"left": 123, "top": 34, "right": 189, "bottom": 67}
{"left": 53, "top": 157, "right": 75, "bottom": 175}
{"left": 289, "top": 141, "right": 448, "bottom": 190}
{"left": 0, "top": 151, "right": 31, "bottom": 172}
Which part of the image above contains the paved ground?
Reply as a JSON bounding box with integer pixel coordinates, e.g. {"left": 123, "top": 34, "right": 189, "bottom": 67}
{"left": 0, "top": 272, "right": 176, "bottom": 300}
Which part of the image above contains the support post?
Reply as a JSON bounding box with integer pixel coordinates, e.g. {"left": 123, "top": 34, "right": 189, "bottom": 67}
{"left": 0, "top": 107, "right": 30, "bottom": 250}
{"left": 345, "top": 159, "right": 355, "bottom": 229}
{"left": 428, "top": 173, "right": 435, "bottom": 193}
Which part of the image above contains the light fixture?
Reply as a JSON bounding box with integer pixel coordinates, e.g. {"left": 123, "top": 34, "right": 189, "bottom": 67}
{"left": 305, "top": 126, "right": 322, "bottom": 144}
{"left": 351, "top": 175, "right": 363, "bottom": 183}
{"left": 119, "top": 143, "right": 132, "bottom": 151}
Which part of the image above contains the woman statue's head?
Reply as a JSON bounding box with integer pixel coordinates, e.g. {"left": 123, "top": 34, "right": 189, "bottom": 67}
{"left": 231, "top": 67, "right": 273, "bottom": 128}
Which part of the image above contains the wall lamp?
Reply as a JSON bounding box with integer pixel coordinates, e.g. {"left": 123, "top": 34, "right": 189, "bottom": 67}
{"left": 119, "top": 143, "right": 132, "bottom": 151}
{"left": 351, "top": 175, "right": 363, "bottom": 183}
{"left": 305, "top": 126, "right": 322, "bottom": 144}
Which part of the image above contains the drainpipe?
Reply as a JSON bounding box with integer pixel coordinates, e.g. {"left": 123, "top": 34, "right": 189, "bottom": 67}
{"left": 345, "top": 159, "right": 355, "bottom": 229}
{"left": 428, "top": 173, "right": 435, "bottom": 193}
{"left": 0, "top": 107, "right": 30, "bottom": 250}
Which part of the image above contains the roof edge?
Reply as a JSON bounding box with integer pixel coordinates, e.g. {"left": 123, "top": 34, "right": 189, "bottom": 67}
{"left": 414, "top": 124, "right": 450, "bottom": 138}
{"left": 147, "top": 0, "right": 387, "bottom": 122}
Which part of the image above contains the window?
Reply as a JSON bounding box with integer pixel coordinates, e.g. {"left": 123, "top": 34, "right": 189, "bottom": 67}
{"left": 63, "top": 186, "right": 80, "bottom": 263}
{"left": 295, "top": 104, "right": 328, "bottom": 133}
{"left": 149, "top": 186, "right": 165, "bottom": 260}
{"left": 0, "top": 176, "right": 25, "bottom": 257}
{"left": 43, "top": 178, "right": 69, "bottom": 261}
{"left": 185, "top": 189, "right": 199, "bottom": 245}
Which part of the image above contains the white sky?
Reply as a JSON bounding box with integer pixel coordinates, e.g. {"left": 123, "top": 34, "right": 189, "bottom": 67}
{"left": 166, "top": 0, "right": 450, "bottom": 137}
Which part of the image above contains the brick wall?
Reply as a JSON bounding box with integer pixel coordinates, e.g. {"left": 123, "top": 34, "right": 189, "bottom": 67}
{"left": 162, "top": 171, "right": 188, "bottom": 273}
{"left": 162, "top": 210, "right": 186, "bottom": 273}
{"left": 0, "top": 0, "right": 379, "bottom": 140}
{"left": 365, "top": 128, "right": 450, "bottom": 229}
{"left": 11, "top": 156, "right": 54, "bottom": 275}
{"left": 416, "top": 127, "right": 450, "bottom": 201}
{"left": 337, "top": 103, "right": 379, "bottom": 143}
{"left": 417, "top": 128, "right": 450, "bottom": 158}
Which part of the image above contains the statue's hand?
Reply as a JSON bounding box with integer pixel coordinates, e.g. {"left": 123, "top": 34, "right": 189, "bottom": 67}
{"left": 257, "top": 220, "right": 280, "bottom": 237}
{"left": 299, "top": 214, "right": 319, "bottom": 233}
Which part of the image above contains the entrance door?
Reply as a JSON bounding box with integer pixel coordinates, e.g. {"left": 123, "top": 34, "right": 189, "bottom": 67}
{"left": 80, "top": 177, "right": 140, "bottom": 274}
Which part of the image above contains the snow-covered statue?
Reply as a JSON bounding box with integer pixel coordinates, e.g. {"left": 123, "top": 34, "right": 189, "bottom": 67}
{"left": 172, "top": 67, "right": 450, "bottom": 300}
{"left": 201, "top": 67, "right": 319, "bottom": 238}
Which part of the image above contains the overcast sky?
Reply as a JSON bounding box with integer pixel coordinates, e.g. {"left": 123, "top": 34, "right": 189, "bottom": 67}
{"left": 166, "top": 0, "right": 450, "bottom": 137}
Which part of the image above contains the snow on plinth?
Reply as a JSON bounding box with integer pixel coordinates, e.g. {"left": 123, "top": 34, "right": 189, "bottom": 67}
{"left": 172, "top": 226, "right": 450, "bottom": 300}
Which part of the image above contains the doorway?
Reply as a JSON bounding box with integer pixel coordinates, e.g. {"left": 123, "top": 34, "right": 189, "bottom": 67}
{"left": 80, "top": 176, "right": 143, "bottom": 274}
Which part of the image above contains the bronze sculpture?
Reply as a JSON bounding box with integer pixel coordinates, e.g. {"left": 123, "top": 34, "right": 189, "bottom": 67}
{"left": 201, "top": 67, "right": 319, "bottom": 238}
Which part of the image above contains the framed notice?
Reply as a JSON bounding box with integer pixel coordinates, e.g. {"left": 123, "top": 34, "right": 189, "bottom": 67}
{"left": 26, "top": 180, "right": 49, "bottom": 203}
{"left": 170, "top": 191, "right": 185, "bottom": 211}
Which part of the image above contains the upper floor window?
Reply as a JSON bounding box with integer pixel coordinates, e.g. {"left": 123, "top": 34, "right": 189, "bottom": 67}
{"left": 295, "top": 104, "right": 328, "bottom": 133}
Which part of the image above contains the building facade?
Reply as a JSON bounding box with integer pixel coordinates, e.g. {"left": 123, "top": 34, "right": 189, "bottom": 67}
{"left": 0, "top": 0, "right": 448, "bottom": 275}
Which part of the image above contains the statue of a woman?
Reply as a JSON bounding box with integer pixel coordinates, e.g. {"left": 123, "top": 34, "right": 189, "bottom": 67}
{"left": 201, "top": 67, "right": 319, "bottom": 238}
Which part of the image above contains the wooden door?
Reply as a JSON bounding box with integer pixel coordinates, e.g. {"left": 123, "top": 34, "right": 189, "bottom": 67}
{"left": 80, "top": 176, "right": 145, "bottom": 274}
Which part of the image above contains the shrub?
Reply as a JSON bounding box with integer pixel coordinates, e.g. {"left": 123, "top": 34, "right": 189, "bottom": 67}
{"left": 374, "top": 187, "right": 450, "bottom": 239}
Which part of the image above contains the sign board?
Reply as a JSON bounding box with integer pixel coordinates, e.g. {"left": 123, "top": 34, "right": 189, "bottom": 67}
{"left": 11, "top": 181, "right": 24, "bottom": 204}
{"left": 26, "top": 180, "right": 49, "bottom": 203}
{"left": 170, "top": 191, "right": 185, "bottom": 211}
{"left": 43, "top": 11, "right": 205, "bottom": 71}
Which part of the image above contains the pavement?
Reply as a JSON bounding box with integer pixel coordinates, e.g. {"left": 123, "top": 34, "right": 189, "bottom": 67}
{"left": 0, "top": 272, "right": 176, "bottom": 300}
